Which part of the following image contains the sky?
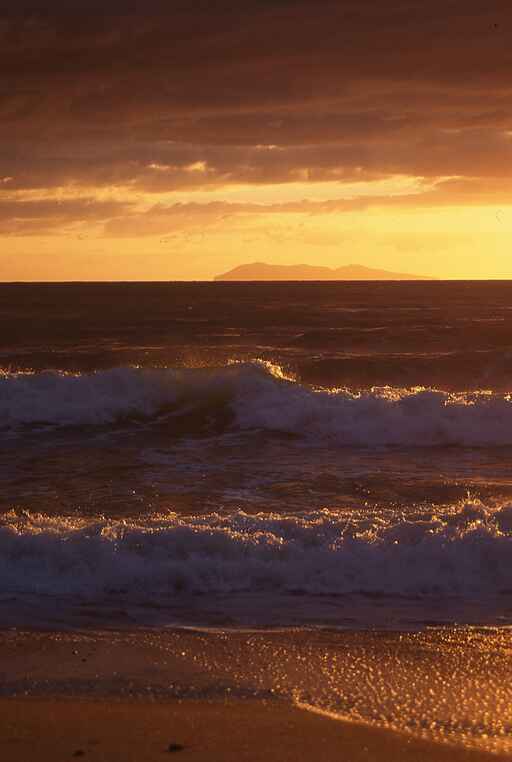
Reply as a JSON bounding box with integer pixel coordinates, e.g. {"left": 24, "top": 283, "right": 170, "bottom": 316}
{"left": 1, "top": 0, "right": 512, "bottom": 281}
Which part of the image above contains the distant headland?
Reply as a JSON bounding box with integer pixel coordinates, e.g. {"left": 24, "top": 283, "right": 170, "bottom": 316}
{"left": 214, "top": 262, "right": 432, "bottom": 281}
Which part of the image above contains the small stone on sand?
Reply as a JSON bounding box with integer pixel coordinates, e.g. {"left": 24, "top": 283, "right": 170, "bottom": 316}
{"left": 167, "top": 743, "right": 185, "bottom": 753}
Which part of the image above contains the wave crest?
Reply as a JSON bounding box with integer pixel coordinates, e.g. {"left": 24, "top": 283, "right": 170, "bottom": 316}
{"left": 1, "top": 502, "right": 512, "bottom": 600}
{"left": 2, "top": 362, "right": 512, "bottom": 445}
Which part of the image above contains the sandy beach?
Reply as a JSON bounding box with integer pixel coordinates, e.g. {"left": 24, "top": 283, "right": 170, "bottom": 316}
{"left": 1, "top": 628, "right": 511, "bottom": 761}
{"left": 0, "top": 696, "right": 502, "bottom": 762}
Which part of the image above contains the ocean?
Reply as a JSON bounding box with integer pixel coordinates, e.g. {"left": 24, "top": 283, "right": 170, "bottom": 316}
{"left": 1, "top": 280, "right": 512, "bottom": 753}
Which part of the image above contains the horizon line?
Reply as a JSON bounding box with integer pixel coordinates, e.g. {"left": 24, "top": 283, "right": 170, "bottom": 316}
{"left": 1, "top": 278, "right": 511, "bottom": 285}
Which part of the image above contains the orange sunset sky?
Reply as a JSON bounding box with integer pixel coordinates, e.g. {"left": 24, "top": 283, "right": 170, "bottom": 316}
{"left": 1, "top": 1, "right": 512, "bottom": 281}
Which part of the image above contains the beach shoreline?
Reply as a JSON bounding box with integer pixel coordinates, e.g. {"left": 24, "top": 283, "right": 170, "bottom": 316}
{"left": 1, "top": 628, "right": 511, "bottom": 760}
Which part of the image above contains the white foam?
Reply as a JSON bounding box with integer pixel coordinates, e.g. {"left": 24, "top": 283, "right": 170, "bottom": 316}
{"left": 1, "top": 502, "right": 511, "bottom": 602}
{"left": 2, "top": 362, "right": 512, "bottom": 446}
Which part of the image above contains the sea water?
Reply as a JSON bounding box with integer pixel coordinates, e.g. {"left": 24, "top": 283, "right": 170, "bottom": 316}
{"left": 2, "top": 280, "right": 512, "bottom": 752}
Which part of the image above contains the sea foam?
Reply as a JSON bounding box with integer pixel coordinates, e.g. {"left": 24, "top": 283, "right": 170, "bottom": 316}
{"left": 2, "top": 362, "right": 512, "bottom": 446}
{"left": 1, "top": 502, "right": 512, "bottom": 601}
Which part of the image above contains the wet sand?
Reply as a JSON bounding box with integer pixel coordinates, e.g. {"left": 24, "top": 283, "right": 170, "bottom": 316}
{"left": 1, "top": 628, "right": 511, "bottom": 761}
{"left": 0, "top": 697, "right": 501, "bottom": 762}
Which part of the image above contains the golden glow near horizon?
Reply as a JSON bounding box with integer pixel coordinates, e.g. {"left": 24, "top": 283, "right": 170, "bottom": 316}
{"left": 2, "top": 173, "right": 512, "bottom": 281}
{"left": 2, "top": 185, "right": 512, "bottom": 281}
{"left": 2, "top": 5, "right": 512, "bottom": 280}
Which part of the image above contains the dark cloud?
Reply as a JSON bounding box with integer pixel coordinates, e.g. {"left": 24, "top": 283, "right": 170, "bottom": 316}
{"left": 2, "top": 127, "right": 512, "bottom": 197}
{"left": 1, "top": 1, "right": 511, "bottom": 233}
{"left": 2, "top": 1, "right": 511, "bottom": 133}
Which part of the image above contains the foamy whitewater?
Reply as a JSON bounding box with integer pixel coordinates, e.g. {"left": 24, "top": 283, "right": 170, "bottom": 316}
{"left": 2, "top": 362, "right": 512, "bottom": 446}
{"left": 2, "top": 281, "right": 512, "bottom": 629}
{"left": 2, "top": 502, "right": 512, "bottom": 600}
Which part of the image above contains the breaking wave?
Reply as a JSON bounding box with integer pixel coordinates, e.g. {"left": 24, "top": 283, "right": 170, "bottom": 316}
{"left": 1, "top": 502, "right": 512, "bottom": 602}
{"left": 2, "top": 362, "right": 512, "bottom": 446}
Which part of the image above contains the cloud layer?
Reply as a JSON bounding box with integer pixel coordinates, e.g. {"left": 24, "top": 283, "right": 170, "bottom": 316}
{"left": 1, "top": 1, "right": 511, "bottom": 271}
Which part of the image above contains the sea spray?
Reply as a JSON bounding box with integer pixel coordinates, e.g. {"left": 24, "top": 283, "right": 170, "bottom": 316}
{"left": 2, "top": 362, "right": 512, "bottom": 446}
{"left": 1, "top": 502, "right": 511, "bottom": 599}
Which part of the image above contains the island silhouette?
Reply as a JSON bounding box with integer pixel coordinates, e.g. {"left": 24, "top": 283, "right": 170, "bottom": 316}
{"left": 215, "top": 262, "right": 431, "bottom": 281}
